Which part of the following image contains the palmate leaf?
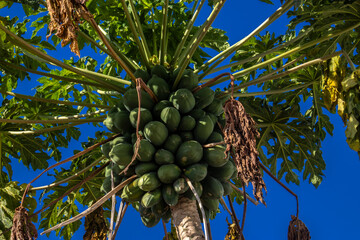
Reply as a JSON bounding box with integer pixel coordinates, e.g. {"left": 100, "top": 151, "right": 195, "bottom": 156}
{"left": 242, "top": 97, "right": 325, "bottom": 187}
{"left": 39, "top": 154, "right": 109, "bottom": 240}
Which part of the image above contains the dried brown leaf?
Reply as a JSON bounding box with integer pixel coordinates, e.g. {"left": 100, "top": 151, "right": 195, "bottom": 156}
{"left": 288, "top": 215, "right": 311, "bottom": 240}
{"left": 10, "top": 207, "right": 38, "bottom": 240}
{"left": 46, "top": 0, "right": 92, "bottom": 56}
{"left": 83, "top": 207, "right": 108, "bottom": 240}
{"left": 223, "top": 75, "right": 266, "bottom": 205}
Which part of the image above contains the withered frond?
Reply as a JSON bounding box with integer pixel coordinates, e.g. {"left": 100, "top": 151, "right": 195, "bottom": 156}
{"left": 83, "top": 207, "right": 108, "bottom": 240}
{"left": 223, "top": 96, "right": 266, "bottom": 205}
{"left": 10, "top": 207, "right": 38, "bottom": 240}
{"left": 288, "top": 215, "right": 311, "bottom": 240}
{"left": 46, "top": 0, "right": 92, "bottom": 56}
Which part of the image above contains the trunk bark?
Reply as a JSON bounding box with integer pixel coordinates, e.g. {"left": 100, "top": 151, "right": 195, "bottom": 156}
{"left": 171, "top": 197, "right": 205, "bottom": 240}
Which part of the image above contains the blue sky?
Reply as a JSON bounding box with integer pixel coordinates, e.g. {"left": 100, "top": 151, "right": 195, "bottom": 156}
{"left": 1, "top": 1, "right": 360, "bottom": 239}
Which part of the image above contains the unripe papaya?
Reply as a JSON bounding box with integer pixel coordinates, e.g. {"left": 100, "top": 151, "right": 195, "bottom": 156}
{"left": 163, "top": 134, "right": 182, "bottom": 154}
{"left": 194, "top": 87, "right": 215, "bottom": 109}
{"left": 153, "top": 100, "right": 172, "bottom": 120}
{"left": 144, "top": 121, "right": 169, "bottom": 146}
{"left": 154, "top": 149, "right": 175, "bottom": 165}
{"left": 193, "top": 115, "right": 214, "bottom": 144}
{"left": 151, "top": 65, "right": 169, "bottom": 80}
{"left": 178, "top": 115, "right": 196, "bottom": 131}
{"left": 109, "top": 143, "right": 133, "bottom": 166}
{"left": 123, "top": 88, "right": 154, "bottom": 111}
{"left": 160, "top": 107, "right": 181, "bottom": 132}
{"left": 176, "top": 140, "right": 203, "bottom": 167}
{"left": 134, "top": 68, "right": 150, "bottom": 83}
{"left": 129, "top": 108, "right": 153, "bottom": 130}
{"left": 170, "top": 88, "right": 195, "bottom": 114}
{"left": 147, "top": 76, "right": 170, "bottom": 101}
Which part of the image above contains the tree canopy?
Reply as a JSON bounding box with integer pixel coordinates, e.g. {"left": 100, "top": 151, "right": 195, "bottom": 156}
{"left": 0, "top": 0, "right": 359, "bottom": 239}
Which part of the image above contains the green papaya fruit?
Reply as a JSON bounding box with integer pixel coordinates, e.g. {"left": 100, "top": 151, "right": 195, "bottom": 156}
{"left": 203, "top": 145, "right": 229, "bottom": 167}
{"left": 129, "top": 108, "right": 153, "bottom": 130}
{"left": 144, "top": 121, "right": 169, "bottom": 146}
{"left": 184, "top": 163, "right": 208, "bottom": 182}
{"left": 194, "top": 87, "right": 215, "bottom": 109}
{"left": 134, "top": 68, "right": 150, "bottom": 83}
{"left": 147, "top": 76, "right": 170, "bottom": 101}
{"left": 201, "top": 176, "right": 224, "bottom": 199}
{"left": 109, "top": 143, "right": 133, "bottom": 166}
{"left": 151, "top": 65, "right": 169, "bottom": 80}
{"left": 170, "top": 88, "right": 195, "bottom": 114}
{"left": 154, "top": 149, "right": 175, "bottom": 165}
{"left": 162, "top": 184, "right": 179, "bottom": 206}
{"left": 157, "top": 164, "right": 182, "bottom": 184}
{"left": 193, "top": 115, "right": 214, "bottom": 144}
{"left": 160, "top": 107, "right": 181, "bottom": 132}
{"left": 176, "top": 140, "right": 203, "bottom": 167}
{"left": 141, "top": 188, "right": 162, "bottom": 208}
{"left": 136, "top": 139, "right": 156, "bottom": 162}
{"left": 152, "top": 100, "right": 172, "bottom": 120}
{"left": 135, "top": 162, "right": 159, "bottom": 176}
{"left": 123, "top": 88, "right": 154, "bottom": 111}
{"left": 173, "top": 178, "right": 189, "bottom": 194}
{"left": 178, "top": 115, "right": 196, "bottom": 131}
{"left": 138, "top": 172, "right": 162, "bottom": 191}
{"left": 121, "top": 178, "right": 145, "bottom": 202}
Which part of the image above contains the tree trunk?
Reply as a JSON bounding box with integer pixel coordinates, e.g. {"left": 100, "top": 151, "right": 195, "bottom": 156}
{"left": 171, "top": 197, "right": 205, "bottom": 240}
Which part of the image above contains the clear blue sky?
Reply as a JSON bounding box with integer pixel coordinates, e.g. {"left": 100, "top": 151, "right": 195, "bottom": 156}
{"left": 1, "top": 1, "right": 360, "bottom": 239}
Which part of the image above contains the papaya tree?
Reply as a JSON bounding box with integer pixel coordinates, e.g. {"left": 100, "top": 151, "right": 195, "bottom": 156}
{"left": 0, "top": 0, "right": 359, "bottom": 239}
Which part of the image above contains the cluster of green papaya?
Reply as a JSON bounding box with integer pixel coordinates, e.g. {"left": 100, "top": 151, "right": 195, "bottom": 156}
{"left": 101, "top": 65, "right": 236, "bottom": 227}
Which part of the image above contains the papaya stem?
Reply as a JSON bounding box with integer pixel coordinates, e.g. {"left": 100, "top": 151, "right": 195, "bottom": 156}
{"left": 151, "top": 8, "right": 158, "bottom": 56}
{"left": 342, "top": 50, "right": 357, "bottom": 72}
{"left": 121, "top": 77, "right": 147, "bottom": 175}
{"left": 20, "top": 133, "right": 121, "bottom": 208}
{"left": 163, "top": 220, "right": 169, "bottom": 240}
{"left": 217, "top": 51, "right": 342, "bottom": 94}
{"left": 0, "top": 60, "right": 105, "bottom": 89}
{"left": 259, "top": 162, "right": 299, "bottom": 218}
{"left": 173, "top": 0, "right": 226, "bottom": 90}
{"left": 128, "top": 0, "right": 152, "bottom": 59}
{"left": 29, "top": 156, "right": 106, "bottom": 191}
{"left": 97, "top": 25, "right": 140, "bottom": 71}
{"left": 74, "top": 67, "right": 131, "bottom": 86}
{"left": 229, "top": 82, "right": 314, "bottom": 98}
{"left": 30, "top": 162, "right": 110, "bottom": 218}
{"left": 202, "top": 28, "right": 312, "bottom": 76}
{"left": 0, "top": 23, "right": 125, "bottom": 91}
{"left": 0, "top": 90, "right": 111, "bottom": 109}
{"left": 227, "top": 195, "right": 242, "bottom": 238}
{"left": 196, "top": 0, "right": 295, "bottom": 78}
{"left": 40, "top": 176, "right": 136, "bottom": 235}
{"left": 38, "top": 109, "right": 107, "bottom": 120}
{"left": 108, "top": 162, "right": 117, "bottom": 240}
{"left": 209, "top": 23, "right": 360, "bottom": 86}
{"left": 160, "top": 0, "right": 169, "bottom": 65}
{"left": 193, "top": 72, "right": 233, "bottom": 93}
{"left": 119, "top": 0, "right": 151, "bottom": 70}
{"left": 111, "top": 201, "right": 129, "bottom": 240}
{"left": 3, "top": 122, "right": 97, "bottom": 136}
{"left": 184, "top": 176, "right": 209, "bottom": 240}
{"left": 219, "top": 197, "right": 232, "bottom": 216}
{"left": 240, "top": 181, "right": 247, "bottom": 231}
{"left": 86, "top": 17, "right": 137, "bottom": 82}
{"left": 78, "top": 30, "right": 111, "bottom": 55}
{"left": 0, "top": 116, "right": 105, "bottom": 125}
{"left": 171, "top": 0, "right": 206, "bottom": 67}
